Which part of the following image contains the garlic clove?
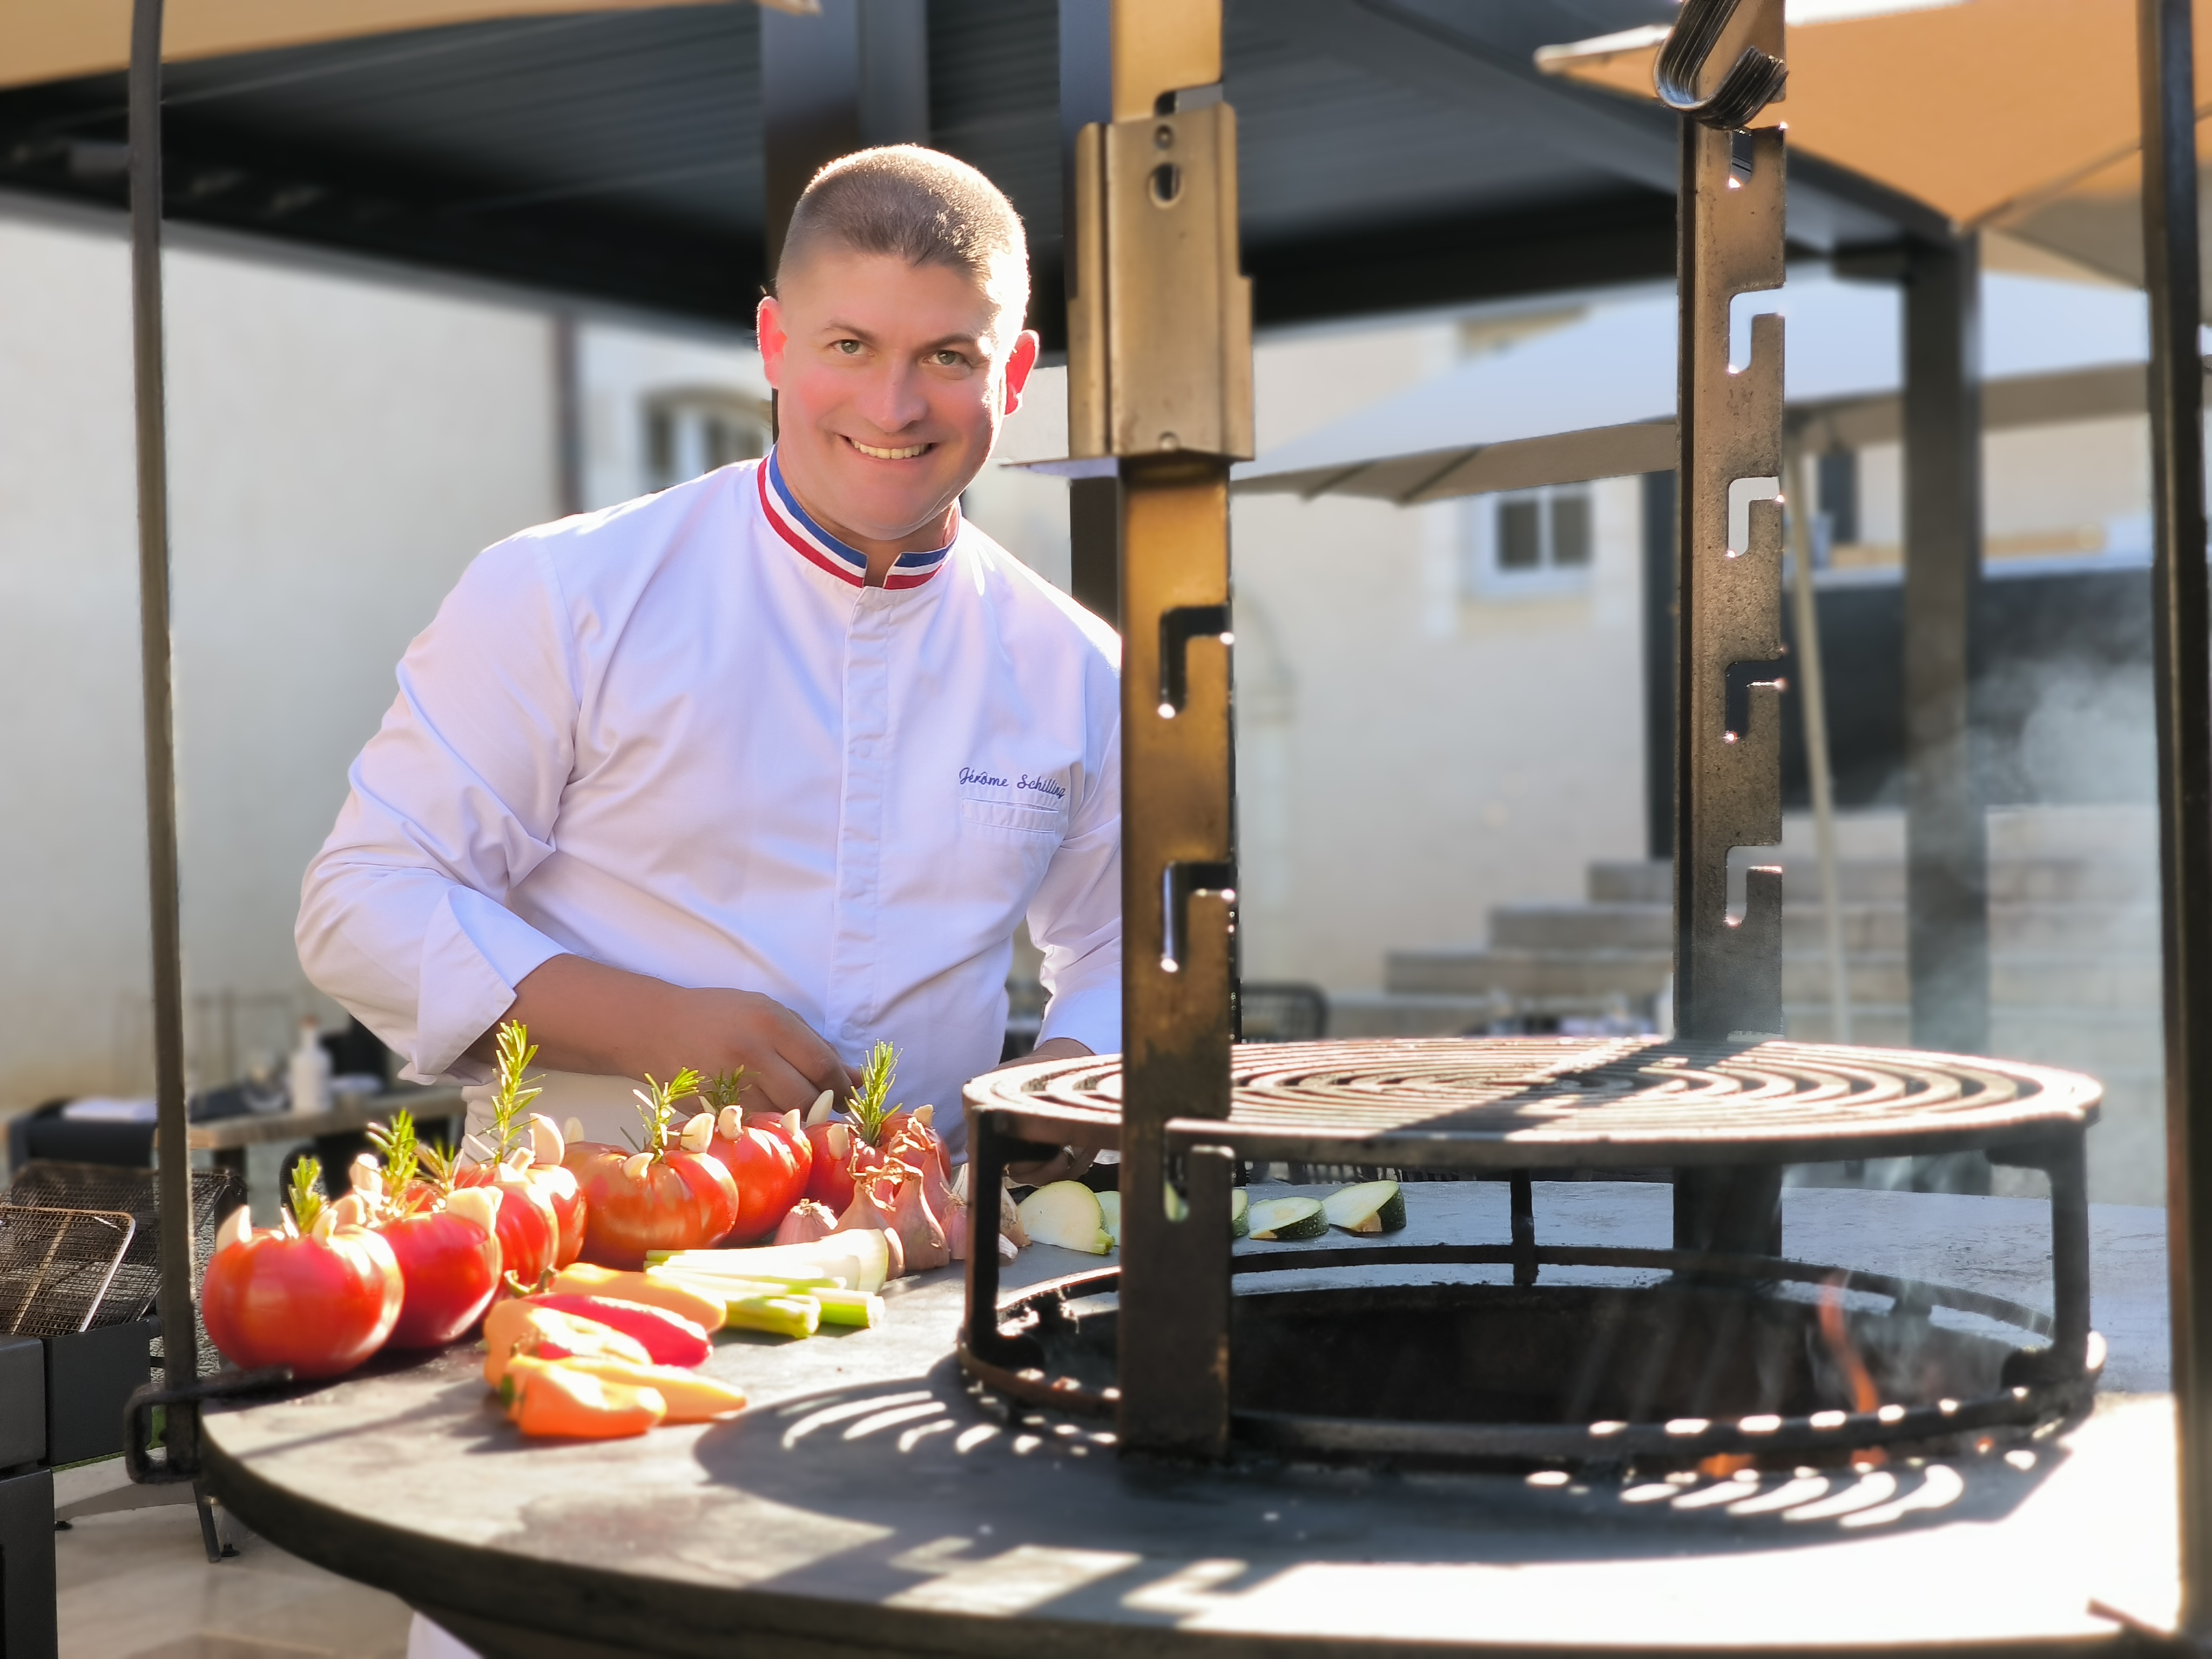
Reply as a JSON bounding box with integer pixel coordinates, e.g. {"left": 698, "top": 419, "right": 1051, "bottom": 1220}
{"left": 623, "top": 1151, "right": 653, "bottom": 1181}
{"left": 329, "top": 1193, "right": 369, "bottom": 1230}
{"left": 805, "top": 1089, "right": 836, "bottom": 1127}
{"left": 716, "top": 1105, "right": 744, "bottom": 1141}
{"left": 563, "top": 1116, "right": 586, "bottom": 1145}
{"left": 826, "top": 1123, "right": 849, "bottom": 1160}
{"left": 912, "top": 1103, "right": 934, "bottom": 1128}
{"left": 780, "top": 1108, "right": 802, "bottom": 1139}
{"left": 679, "top": 1112, "right": 716, "bottom": 1154}
{"left": 444, "top": 1186, "right": 501, "bottom": 1235}
{"left": 528, "top": 1113, "right": 565, "bottom": 1168}
{"left": 214, "top": 1206, "right": 252, "bottom": 1254}
{"left": 311, "top": 1207, "right": 338, "bottom": 1242}
{"left": 503, "top": 1145, "right": 536, "bottom": 1173}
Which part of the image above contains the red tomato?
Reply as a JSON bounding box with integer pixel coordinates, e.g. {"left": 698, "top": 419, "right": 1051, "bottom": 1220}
{"left": 533, "top": 1165, "right": 588, "bottom": 1267}
{"left": 802, "top": 1122, "right": 865, "bottom": 1211}
{"left": 202, "top": 1226, "right": 402, "bottom": 1379}
{"left": 704, "top": 1120, "right": 807, "bottom": 1244}
{"left": 376, "top": 1210, "right": 502, "bottom": 1348}
{"left": 454, "top": 1164, "right": 559, "bottom": 1287}
{"left": 747, "top": 1110, "right": 814, "bottom": 1195}
{"left": 564, "top": 1144, "right": 741, "bottom": 1270}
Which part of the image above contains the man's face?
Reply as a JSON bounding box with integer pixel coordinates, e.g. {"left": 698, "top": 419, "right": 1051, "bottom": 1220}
{"left": 758, "top": 249, "right": 1038, "bottom": 551}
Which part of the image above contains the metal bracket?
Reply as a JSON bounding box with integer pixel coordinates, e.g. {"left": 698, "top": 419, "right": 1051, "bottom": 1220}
{"left": 1161, "top": 860, "right": 1236, "bottom": 974}
{"left": 1158, "top": 604, "right": 1231, "bottom": 714}
{"left": 1654, "top": 0, "right": 1787, "bottom": 130}
{"left": 1068, "top": 100, "right": 1253, "bottom": 462}
{"left": 124, "top": 1366, "right": 291, "bottom": 1486}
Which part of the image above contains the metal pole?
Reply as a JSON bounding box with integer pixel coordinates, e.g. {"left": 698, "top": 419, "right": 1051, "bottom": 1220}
{"left": 1785, "top": 437, "right": 1851, "bottom": 1044}
{"left": 1660, "top": 0, "right": 1787, "bottom": 1256}
{"left": 1641, "top": 468, "right": 1676, "bottom": 864}
{"left": 1066, "top": 0, "right": 1249, "bottom": 1458}
{"left": 2137, "top": 0, "right": 2212, "bottom": 1631}
{"left": 129, "top": 0, "right": 198, "bottom": 1411}
{"left": 1901, "top": 234, "right": 1988, "bottom": 1056}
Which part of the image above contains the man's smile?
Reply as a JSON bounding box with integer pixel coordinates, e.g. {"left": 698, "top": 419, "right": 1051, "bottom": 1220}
{"left": 844, "top": 436, "right": 932, "bottom": 461}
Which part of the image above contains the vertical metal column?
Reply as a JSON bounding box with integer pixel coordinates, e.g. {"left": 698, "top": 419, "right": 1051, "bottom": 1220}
{"left": 1641, "top": 469, "right": 1676, "bottom": 864}
{"left": 760, "top": 0, "right": 932, "bottom": 266}
{"left": 1657, "top": 0, "right": 1788, "bottom": 1254}
{"left": 1902, "top": 234, "right": 1988, "bottom": 1057}
{"left": 2137, "top": 0, "right": 2212, "bottom": 1631}
{"left": 1061, "top": 0, "right": 1122, "bottom": 630}
{"left": 1066, "top": 0, "right": 1251, "bottom": 1458}
{"left": 129, "top": 0, "right": 199, "bottom": 1422}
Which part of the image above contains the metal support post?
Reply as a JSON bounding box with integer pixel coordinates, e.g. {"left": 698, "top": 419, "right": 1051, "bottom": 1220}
{"left": 1062, "top": 2, "right": 1120, "bottom": 628}
{"left": 760, "top": 0, "right": 931, "bottom": 267}
{"left": 1066, "top": 0, "right": 1251, "bottom": 1458}
{"left": 1641, "top": 469, "right": 1676, "bottom": 864}
{"left": 2137, "top": 0, "right": 2212, "bottom": 1633}
{"left": 1660, "top": 0, "right": 1787, "bottom": 1256}
{"left": 1901, "top": 234, "right": 1988, "bottom": 1056}
{"left": 128, "top": 0, "right": 201, "bottom": 1447}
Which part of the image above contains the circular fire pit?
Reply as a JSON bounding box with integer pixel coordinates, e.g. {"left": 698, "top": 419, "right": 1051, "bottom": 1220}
{"left": 960, "top": 1037, "right": 2102, "bottom": 1469}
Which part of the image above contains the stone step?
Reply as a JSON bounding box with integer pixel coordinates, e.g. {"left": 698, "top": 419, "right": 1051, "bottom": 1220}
{"left": 1489, "top": 900, "right": 2156, "bottom": 955}
{"left": 1387, "top": 946, "right": 2163, "bottom": 1009}
{"left": 1588, "top": 858, "right": 2156, "bottom": 907}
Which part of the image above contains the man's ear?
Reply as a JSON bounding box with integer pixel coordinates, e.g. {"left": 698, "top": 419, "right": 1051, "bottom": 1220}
{"left": 757, "top": 295, "right": 787, "bottom": 388}
{"left": 1000, "top": 329, "right": 1042, "bottom": 417}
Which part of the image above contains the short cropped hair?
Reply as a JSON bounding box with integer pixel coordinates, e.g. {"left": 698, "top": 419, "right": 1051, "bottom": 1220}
{"left": 777, "top": 145, "right": 1029, "bottom": 337}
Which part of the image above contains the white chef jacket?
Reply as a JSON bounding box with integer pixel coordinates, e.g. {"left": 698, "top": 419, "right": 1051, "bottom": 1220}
{"left": 296, "top": 449, "right": 1121, "bottom": 1158}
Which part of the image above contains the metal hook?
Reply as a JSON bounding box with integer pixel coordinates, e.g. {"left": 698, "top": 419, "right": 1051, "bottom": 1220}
{"left": 1654, "top": 0, "right": 1786, "bottom": 131}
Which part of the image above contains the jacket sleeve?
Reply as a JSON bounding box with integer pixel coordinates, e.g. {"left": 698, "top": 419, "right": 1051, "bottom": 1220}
{"left": 1028, "top": 669, "right": 1122, "bottom": 1057}
{"left": 295, "top": 536, "right": 577, "bottom": 1083}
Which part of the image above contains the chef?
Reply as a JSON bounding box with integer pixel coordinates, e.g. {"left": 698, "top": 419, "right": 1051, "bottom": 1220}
{"left": 297, "top": 144, "right": 1118, "bottom": 1169}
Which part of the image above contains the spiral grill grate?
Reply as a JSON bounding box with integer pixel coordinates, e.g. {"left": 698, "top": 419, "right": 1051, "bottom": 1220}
{"left": 968, "top": 1037, "right": 2101, "bottom": 1169}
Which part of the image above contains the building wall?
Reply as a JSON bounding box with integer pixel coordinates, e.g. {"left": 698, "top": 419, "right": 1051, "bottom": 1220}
{"left": 0, "top": 213, "right": 559, "bottom": 1109}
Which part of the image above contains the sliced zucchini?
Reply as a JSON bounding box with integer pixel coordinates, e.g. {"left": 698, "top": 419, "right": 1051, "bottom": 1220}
{"left": 1245, "top": 1196, "right": 1327, "bottom": 1242}
{"left": 1097, "top": 1190, "right": 1122, "bottom": 1247}
{"left": 1017, "top": 1181, "right": 1114, "bottom": 1255}
{"left": 1230, "top": 1188, "right": 1250, "bottom": 1240}
{"left": 1322, "top": 1179, "right": 1407, "bottom": 1236}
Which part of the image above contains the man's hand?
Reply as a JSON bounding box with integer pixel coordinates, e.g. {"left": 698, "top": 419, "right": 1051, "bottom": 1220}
{"left": 987, "top": 1037, "right": 1098, "bottom": 1186}
{"left": 469, "top": 955, "right": 857, "bottom": 1114}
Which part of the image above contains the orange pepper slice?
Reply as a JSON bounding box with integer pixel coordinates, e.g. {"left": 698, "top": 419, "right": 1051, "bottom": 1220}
{"left": 501, "top": 1354, "right": 665, "bottom": 1438}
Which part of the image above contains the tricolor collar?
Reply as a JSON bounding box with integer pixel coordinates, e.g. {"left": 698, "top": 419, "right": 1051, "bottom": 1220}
{"left": 758, "top": 447, "right": 955, "bottom": 592}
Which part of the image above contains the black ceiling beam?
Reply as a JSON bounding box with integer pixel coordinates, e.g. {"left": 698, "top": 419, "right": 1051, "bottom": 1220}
{"left": 1245, "top": 187, "right": 1678, "bottom": 328}
{"left": 1260, "top": 0, "right": 1952, "bottom": 252}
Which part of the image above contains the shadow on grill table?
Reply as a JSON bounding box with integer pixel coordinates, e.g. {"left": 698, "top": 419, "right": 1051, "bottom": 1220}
{"left": 0, "top": 1161, "right": 242, "bottom": 1659}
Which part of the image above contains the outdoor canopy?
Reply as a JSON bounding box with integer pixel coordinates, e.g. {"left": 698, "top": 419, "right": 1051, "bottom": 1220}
{"left": 1234, "top": 271, "right": 2169, "bottom": 504}
{"left": 0, "top": 0, "right": 808, "bottom": 90}
{"left": 1539, "top": 0, "right": 2212, "bottom": 307}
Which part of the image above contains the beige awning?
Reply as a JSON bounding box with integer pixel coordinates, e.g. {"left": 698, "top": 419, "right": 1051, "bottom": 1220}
{"left": 1537, "top": 0, "right": 2212, "bottom": 297}
{"left": 0, "top": 0, "right": 812, "bottom": 92}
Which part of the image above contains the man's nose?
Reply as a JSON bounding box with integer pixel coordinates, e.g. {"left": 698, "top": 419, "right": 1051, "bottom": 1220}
{"left": 858, "top": 361, "right": 929, "bottom": 432}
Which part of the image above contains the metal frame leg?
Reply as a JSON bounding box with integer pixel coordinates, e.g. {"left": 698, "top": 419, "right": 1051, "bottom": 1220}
{"left": 0, "top": 1466, "right": 57, "bottom": 1659}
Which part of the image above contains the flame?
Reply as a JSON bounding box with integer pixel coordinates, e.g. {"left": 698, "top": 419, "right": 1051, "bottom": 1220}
{"left": 1819, "top": 1274, "right": 1887, "bottom": 1468}
{"left": 1698, "top": 1452, "right": 1754, "bottom": 1479}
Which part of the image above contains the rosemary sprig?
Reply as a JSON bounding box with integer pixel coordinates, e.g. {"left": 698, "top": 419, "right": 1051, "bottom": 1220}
{"left": 850, "top": 1041, "right": 899, "bottom": 1147}
{"left": 628, "top": 1067, "right": 702, "bottom": 1157}
{"left": 701, "top": 1068, "right": 750, "bottom": 1112}
{"left": 367, "top": 1109, "right": 422, "bottom": 1215}
{"left": 287, "top": 1156, "right": 326, "bottom": 1234}
{"left": 484, "top": 1020, "right": 543, "bottom": 1162}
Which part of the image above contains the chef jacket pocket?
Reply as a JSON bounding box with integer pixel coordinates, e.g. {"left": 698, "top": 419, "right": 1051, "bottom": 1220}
{"left": 958, "top": 796, "right": 1066, "bottom": 841}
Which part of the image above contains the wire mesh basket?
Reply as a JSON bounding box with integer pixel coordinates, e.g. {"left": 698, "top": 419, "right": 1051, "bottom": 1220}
{"left": 0, "top": 1204, "right": 137, "bottom": 1337}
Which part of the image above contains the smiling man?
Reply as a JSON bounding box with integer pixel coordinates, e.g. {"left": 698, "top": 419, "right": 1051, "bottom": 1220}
{"left": 298, "top": 146, "right": 1120, "bottom": 1162}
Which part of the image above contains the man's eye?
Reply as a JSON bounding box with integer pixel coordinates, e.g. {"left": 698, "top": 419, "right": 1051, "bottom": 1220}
{"left": 933, "top": 350, "right": 966, "bottom": 367}
{"left": 835, "top": 340, "right": 862, "bottom": 355}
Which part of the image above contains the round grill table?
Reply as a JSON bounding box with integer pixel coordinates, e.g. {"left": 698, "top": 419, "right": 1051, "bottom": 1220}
{"left": 194, "top": 1183, "right": 2177, "bottom": 1658}
{"left": 192, "top": 1041, "right": 2157, "bottom": 1656}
